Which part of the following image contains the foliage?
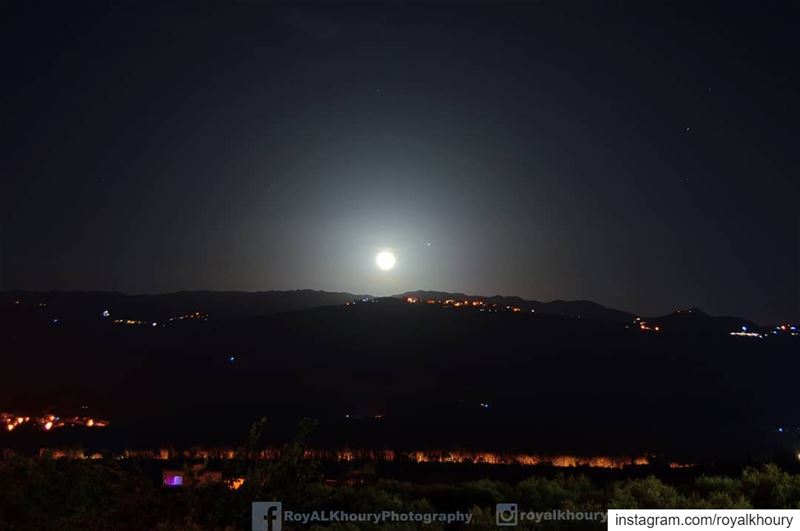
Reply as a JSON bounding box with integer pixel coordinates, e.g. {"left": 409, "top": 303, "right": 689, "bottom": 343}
{"left": 4, "top": 428, "right": 800, "bottom": 531}
{"left": 0, "top": 455, "right": 167, "bottom": 531}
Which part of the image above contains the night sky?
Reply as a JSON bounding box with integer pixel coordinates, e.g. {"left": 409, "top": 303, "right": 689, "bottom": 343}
{"left": 4, "top": 1, "right": 797, "bottom": 324}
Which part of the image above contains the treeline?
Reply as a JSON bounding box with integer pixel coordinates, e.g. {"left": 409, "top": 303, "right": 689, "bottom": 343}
{"left": 5, "top": 460, "right": 800, "bottom": 530}
{"left": 3, "top": 422, "right": 800, "bottom": 530}
{"left": 0, "top": 458, "right": 800, "bottom": 531}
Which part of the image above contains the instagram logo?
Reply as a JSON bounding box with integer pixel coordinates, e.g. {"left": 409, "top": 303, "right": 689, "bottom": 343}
{"left": 496, "top": 503, "right": 518, "bottom": 526}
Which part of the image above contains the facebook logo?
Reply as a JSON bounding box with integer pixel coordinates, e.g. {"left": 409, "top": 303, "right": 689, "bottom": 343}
{"left": 252, "top": 501, "right": 282, "bottom": 531}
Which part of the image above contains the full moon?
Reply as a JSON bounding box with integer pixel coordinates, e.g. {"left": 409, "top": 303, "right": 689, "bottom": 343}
{"left": 376, "top": 250, "right": 396, "bottom": 271}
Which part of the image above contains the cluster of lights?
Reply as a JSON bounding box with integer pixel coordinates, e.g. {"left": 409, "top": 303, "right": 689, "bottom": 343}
{"left": 345, "top": 297, "right": 374, "bottom": 306}
{"left": 14, "top": 301, "right": 139, "bottom": 327}
{"left": 37, "top": 445, "right": 693, "bottom": 471}
{"left": 408, "top": 450, "right": 656, "bottom": 468}
{"left": 729, "top": 324, "right": 798, "bottom": 339}
{"left": 2, "top": 414, "right": 29, "bottom": 432}
{"left": 772, "top": 324, "right": 798, "bottom": 337}
{"left": 167, "top": 311, "right": 208, "bottom": 323}
{"left": 110, "top": 310, "right": 208, "bottom": 327}
{"left": 633, "top": 317, "right": 660, "bottom": 332}
{"left": 113, "top": 319, "right": 155, "bottom": 326}
{"left": 729, "top": 325, "right": 764, "bottom": 338}
{"left": 405, "top": 298, "right": 526, "bottom": 313}
{"left": 342, "top": 413, "right": 385, "bottom": 421}
{"left": 2, "top": 412, "right": 109, "bottom": 432}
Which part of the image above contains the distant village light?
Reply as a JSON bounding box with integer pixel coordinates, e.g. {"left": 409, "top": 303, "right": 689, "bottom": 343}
{"left": 163, "top": 472, "right": 184, "bottom": 487}
{"left": 1, "top": 411, "right": 108, "bottom": 432}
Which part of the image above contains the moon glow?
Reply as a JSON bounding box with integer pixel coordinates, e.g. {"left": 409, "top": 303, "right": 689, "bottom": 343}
{"left": 376, "top": 251, "right": 396, "bottom": 271}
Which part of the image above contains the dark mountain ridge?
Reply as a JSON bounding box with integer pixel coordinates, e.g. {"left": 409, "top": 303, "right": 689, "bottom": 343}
{"left": 1, "top": 288, "right": 782, "bottom": 329}
{"left": 2, "top": 296, "right": 797, "bottom": 460}
{"left": 399, "top": 290, "right": 635, "bottom": 324}
{"left": 0, "top": 289, "right": 370, "bottom": 322}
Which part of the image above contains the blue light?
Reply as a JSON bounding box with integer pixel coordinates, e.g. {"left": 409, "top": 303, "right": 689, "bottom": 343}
{"left": 164, "top": 474, "right": 183, "bottom": 487}
{"left": 741, "top": 325, "right": 747, "bottom": 332}
{"left": 778, "top": 427, "right": 784, "bottom": 433}
{"left": 228, "top": 356, "right": 235, "bottom": 363}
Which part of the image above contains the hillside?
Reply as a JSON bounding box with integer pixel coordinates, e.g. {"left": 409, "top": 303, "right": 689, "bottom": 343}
{"left": 2, "top": 296, "right": 796, "bottom": 461}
